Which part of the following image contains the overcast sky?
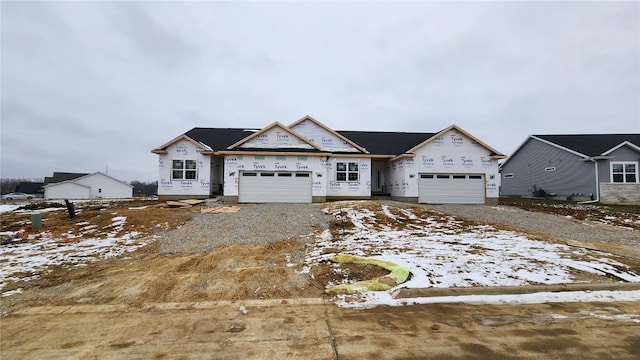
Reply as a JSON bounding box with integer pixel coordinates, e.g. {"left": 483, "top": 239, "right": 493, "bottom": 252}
{"left": 1, "top": 1, "right": 639, "bottom": 182}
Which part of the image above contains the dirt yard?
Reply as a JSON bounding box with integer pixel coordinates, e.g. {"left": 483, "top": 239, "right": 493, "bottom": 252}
{"left": 1, "top": 199, "right": 639, "bottom": 359}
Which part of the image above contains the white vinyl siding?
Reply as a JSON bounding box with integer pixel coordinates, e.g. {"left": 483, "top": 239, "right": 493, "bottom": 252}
{"left": 238, "top": 171, "right": 312, "bottom": 203}
{"left": 418, "top": 173, "right": 485, "bottom": 204}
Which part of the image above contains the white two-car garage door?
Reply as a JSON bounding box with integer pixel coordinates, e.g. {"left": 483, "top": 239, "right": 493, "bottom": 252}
{"left": 418, "top": 173, "right": 485, "bottom": 204}
{"left": 238, "top": 171, "right": 312, "bottom": 203}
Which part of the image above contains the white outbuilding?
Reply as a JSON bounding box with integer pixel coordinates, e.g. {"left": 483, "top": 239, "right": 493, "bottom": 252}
{"left": 44, "top": 172, "right": 133, "bottom": 199}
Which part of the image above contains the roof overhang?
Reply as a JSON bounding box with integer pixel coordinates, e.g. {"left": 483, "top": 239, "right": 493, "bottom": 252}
{"left": 151, "top": 134, "right": 213, "bottom": 154}
{"left": 580, "top": 155, "right": 615, "bottom": 162}
{"left": 390, "top": 153, "right": 415, "bottom": 162}
{"left": 602, "top": 141, "right": 640, "bottom": 156}
{"left": 217, "top": 150, "right": 332, "bottom": 157}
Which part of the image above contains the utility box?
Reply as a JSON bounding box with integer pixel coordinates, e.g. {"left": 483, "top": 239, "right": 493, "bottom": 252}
{"left": 31, "top": 213, "right": 42, "bottom": 230}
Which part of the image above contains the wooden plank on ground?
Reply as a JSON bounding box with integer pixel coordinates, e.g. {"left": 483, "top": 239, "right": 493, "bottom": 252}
{"left": 201, "top": 206, "right": 241, "bottom": 214}
{"left": 180, "top": 199, "right": 206, "bottom": 205}
{"left": 166, "top": 201, "right": 192, "bottom": 208}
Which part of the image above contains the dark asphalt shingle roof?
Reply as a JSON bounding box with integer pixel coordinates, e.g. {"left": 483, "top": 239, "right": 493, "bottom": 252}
{"left": 184, "top": 128, "right": 260, "bottom": 150}
{"left": 535, "top": 134, "right": 640, "bottom": 157}
{"left": 44, "top": 172, "right": 90, "bottom": 185}
{"left": 337, "top": 130, "right": 435, "bottom": 155}
{"left": 180, "top": 127, "right": 436, "bottom": 155}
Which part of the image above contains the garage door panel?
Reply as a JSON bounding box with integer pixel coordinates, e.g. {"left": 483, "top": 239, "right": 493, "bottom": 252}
{"left": 239, "top": 171, "right": 312, "bottom": 203}
{"left": 418, "top": 173, "right": 485, "bottom": 204}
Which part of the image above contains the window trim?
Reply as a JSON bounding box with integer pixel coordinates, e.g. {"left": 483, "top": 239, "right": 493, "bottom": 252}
{"left": 610, "top": 161, "right": 638, "bottom": 183}
{"left": 171, "top": 159, "right": 198, "bottom": 180}
{"left": 336, "top": 161, "right": 359, "bottom": 182}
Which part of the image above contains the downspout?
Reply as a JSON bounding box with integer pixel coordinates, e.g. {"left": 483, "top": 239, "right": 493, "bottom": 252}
{"left": 578, "top": 159, "right": 599, "bottom": 204}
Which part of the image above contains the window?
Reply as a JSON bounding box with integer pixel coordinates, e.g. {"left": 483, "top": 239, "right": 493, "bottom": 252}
{"left": 336, "top": 162, "right": 358, "bottom": 182}
{"left": 503, "top": 173, "right": 514, "bottom": 178}
{"left": 172, "top": 160, "right": 197, "bottom": 180}
{"left": 611, "top": 162, "right": 638, "bottom": 183}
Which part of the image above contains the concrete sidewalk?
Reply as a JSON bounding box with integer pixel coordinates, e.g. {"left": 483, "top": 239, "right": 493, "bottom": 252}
{"left": 3, "top": 297, "right": 639, "bottom": 359}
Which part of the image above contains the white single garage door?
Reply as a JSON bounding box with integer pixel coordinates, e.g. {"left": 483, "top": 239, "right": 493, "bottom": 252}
{"left": 418, "top": 174, "right": 485, "bottom": 204}
{"left": 239, "top": 171, "right": 312, "bottom": 203}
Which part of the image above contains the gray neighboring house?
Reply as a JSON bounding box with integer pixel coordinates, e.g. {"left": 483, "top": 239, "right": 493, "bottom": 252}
{"left": 500, "top": 134, "right": 640, "bottom": 204}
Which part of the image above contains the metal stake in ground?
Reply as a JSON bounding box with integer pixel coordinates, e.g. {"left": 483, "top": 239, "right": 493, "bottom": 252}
{"left": 64, "top": 199, "right": 76, "bottom": 219}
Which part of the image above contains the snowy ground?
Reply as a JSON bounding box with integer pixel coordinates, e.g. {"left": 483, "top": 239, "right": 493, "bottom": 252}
{"left": 308, "top": 201, "right": 640, "bottom": 308}
{"left": 1, "top": 205, "right": 152, "bottom": 295}
{"left": 2, "top": 200, "right": 639, "bottom": 309}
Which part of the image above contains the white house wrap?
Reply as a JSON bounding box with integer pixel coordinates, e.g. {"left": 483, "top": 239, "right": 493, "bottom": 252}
{"left": 152, "top": 116, "right": 506, "bottom": 204}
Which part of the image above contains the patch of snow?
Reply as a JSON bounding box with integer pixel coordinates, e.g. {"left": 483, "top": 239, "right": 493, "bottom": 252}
{"left": 0, "top": 205, "right": 22, "bottom": 213}
{"left": 381, "top": 205, "right": 396, "bottom": 220}
{"left": 491, "top": 206, "right": 518, "bottom": 212}
{"left": 0, "top": 229, "right": 152, "bottom": 292}
{"left": 313, "top": 202, "right": 640, "bottom": 308}
{"left": 334, "top": 290, "right": 640, "bottom": 309}
{"left": 1, "top": 288, "right": 23, "bottom": 297}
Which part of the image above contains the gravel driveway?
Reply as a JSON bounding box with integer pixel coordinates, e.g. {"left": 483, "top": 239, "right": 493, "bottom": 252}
{"left": 423, "top": 203, "right": 639, "bottom": 248}
{"left": 158, "top": 201, "right": 638, "bottom": 254}
{"left": 158, "top": 203, "right": 331, "bottom": 254}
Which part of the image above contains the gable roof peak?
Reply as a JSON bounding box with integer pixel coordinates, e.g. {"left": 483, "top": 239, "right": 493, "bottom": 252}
{"left": 406, "top": 124, "right": 506, "bottom": 158}
{"left": 289, "top": 115, "right": 369, "bottom": 153}
{"left": 227, "top": 121, "right": 322, "bottom": 150}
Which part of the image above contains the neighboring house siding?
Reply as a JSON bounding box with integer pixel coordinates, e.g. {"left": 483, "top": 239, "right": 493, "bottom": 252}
{"left": 599, "top": 145, "right": 640, "bottom": 203}
{"left": 600, "top": 183, "right": 640, "bottom": 204}
{"left": 44, "top": 173, "right": 132, "bottom": 199}
{"left": 45, "top": 182, "right": 90, "bottom": 199}
{"left": 501, "top": 139, "right": 596, "bottom": 198}
{"left": 74, "top": 174, "right": 132, "bottom": 198}
{"left": 157, "top": 139, "right": 212, "bottom": 199}
{"left": 600, "top": 146, "right": 640, "bottom": 183}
